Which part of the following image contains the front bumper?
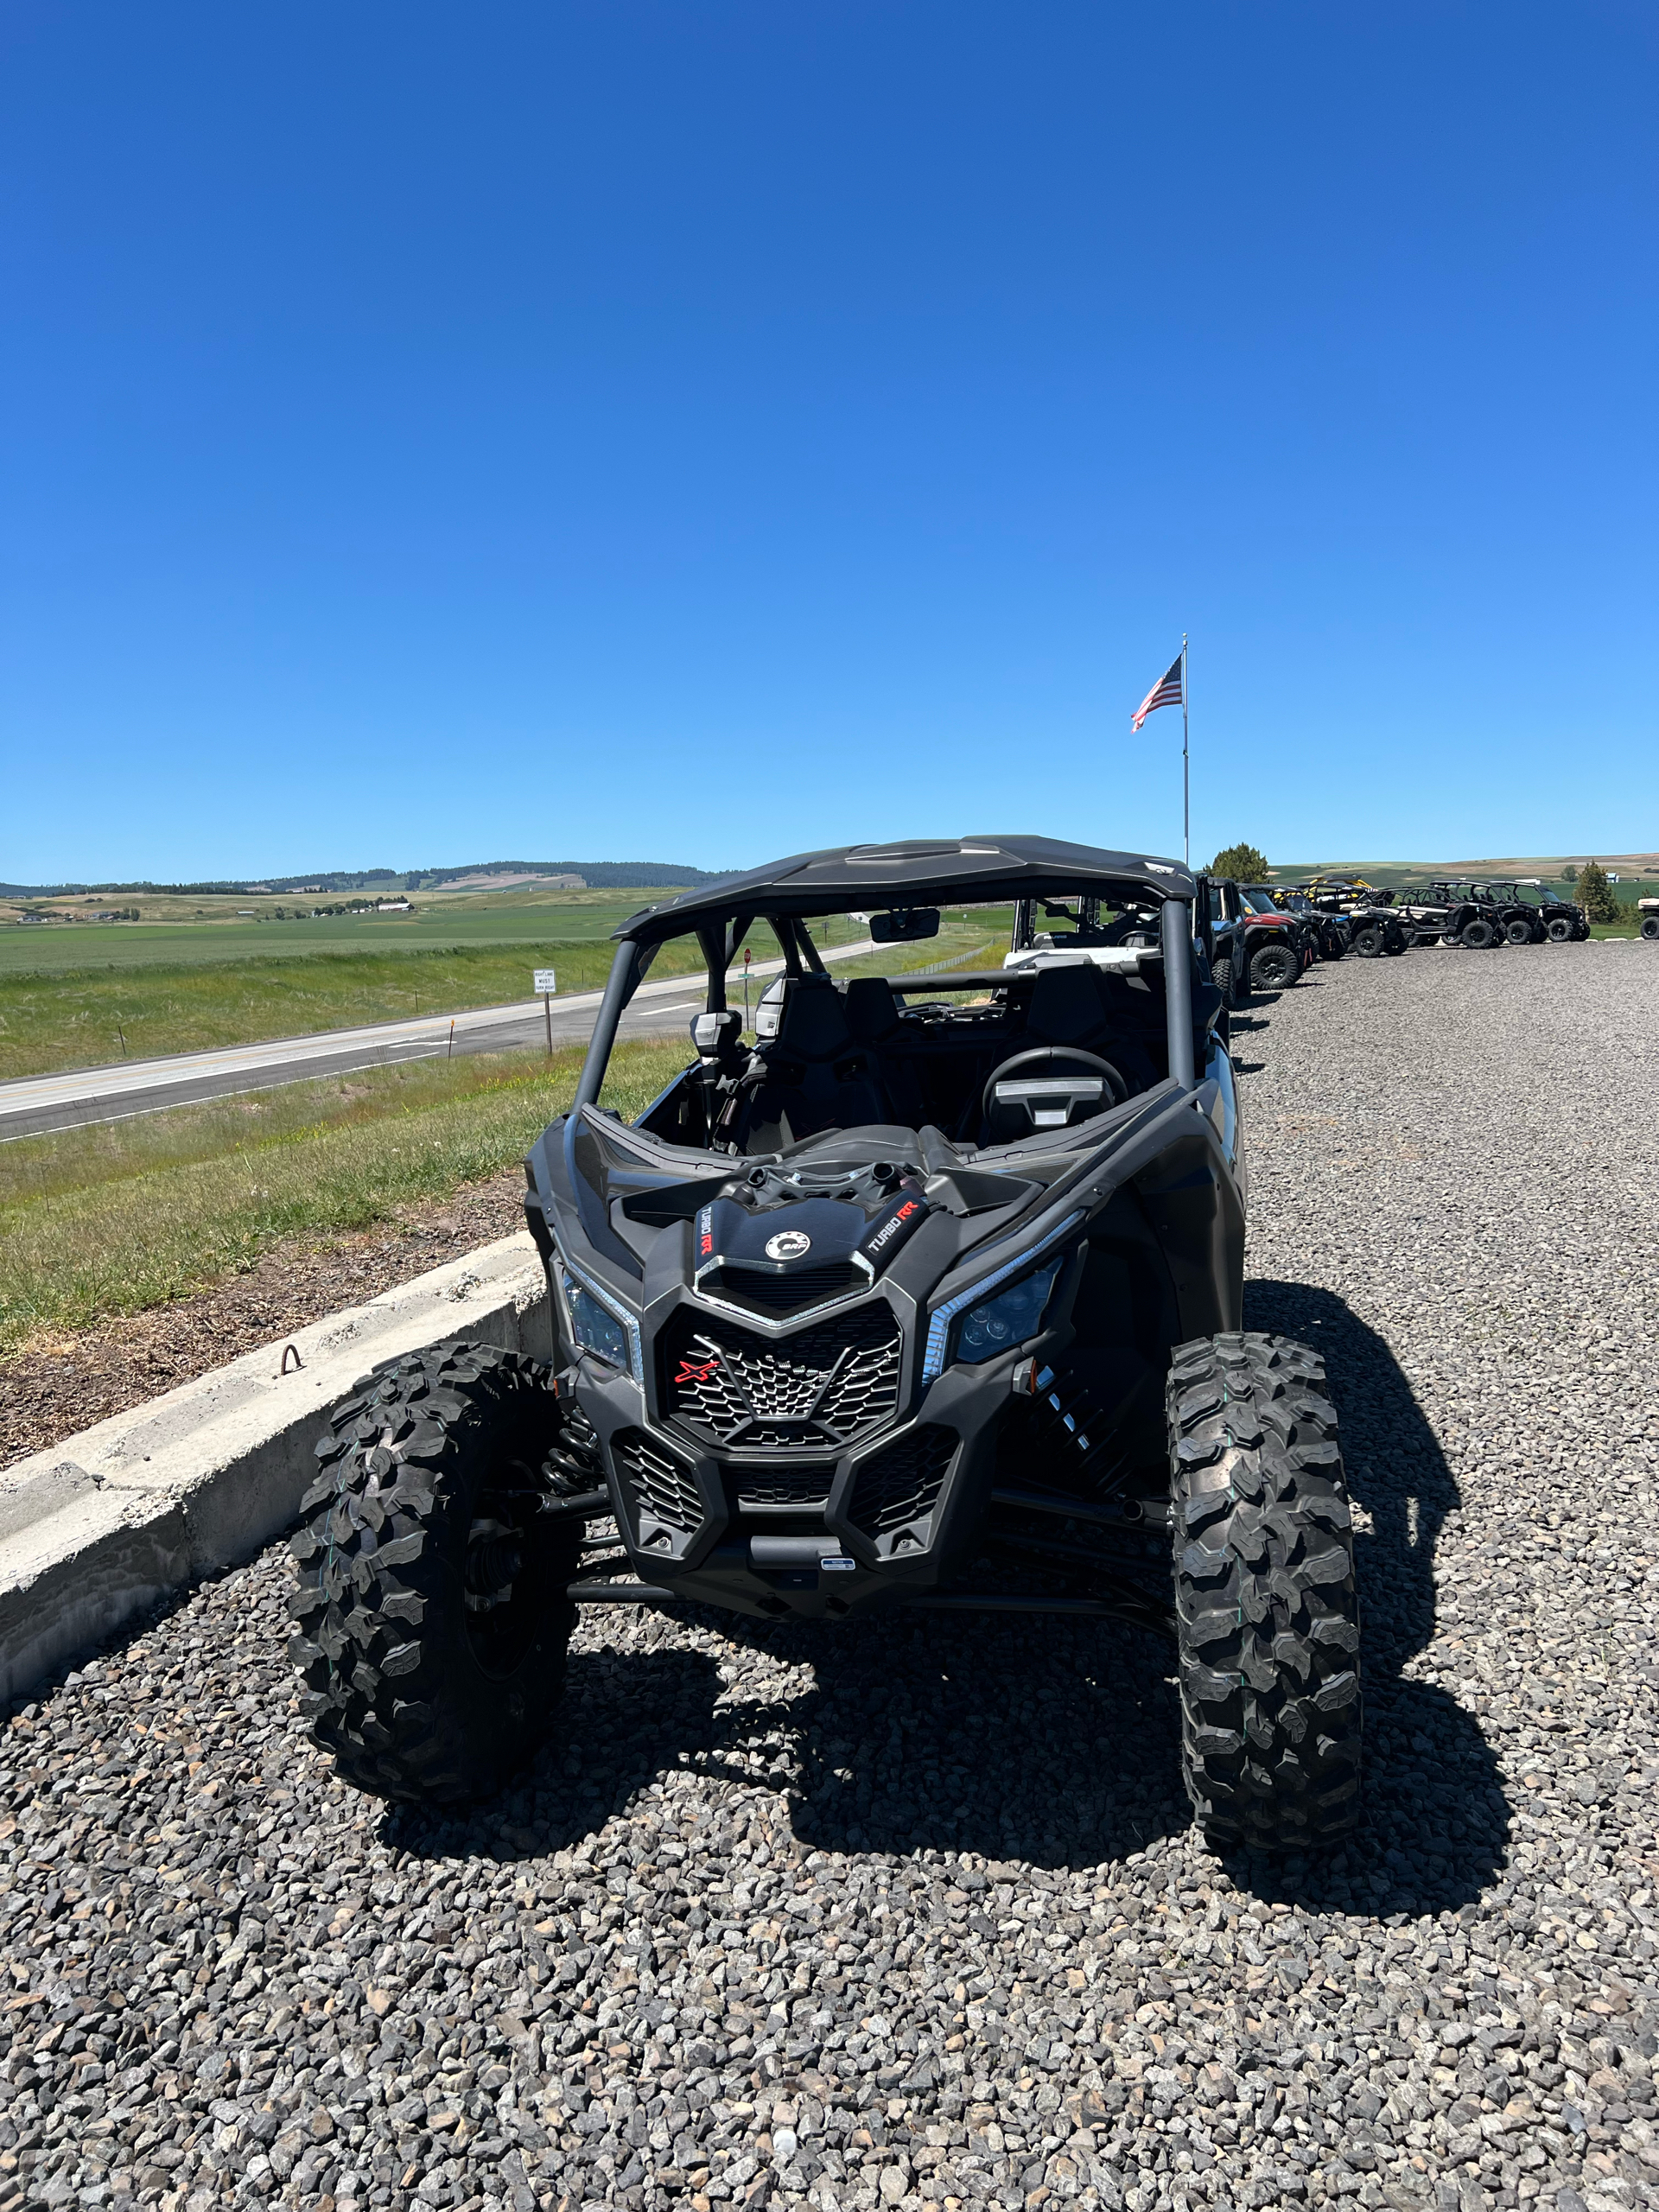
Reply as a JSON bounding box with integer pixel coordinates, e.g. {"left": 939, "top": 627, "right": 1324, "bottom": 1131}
{"left": 570, "top": 1327, "right": 1039, "bottom": 1628}
{"left": 563, "top": 1284, "right": 1062, "bottom": 1620}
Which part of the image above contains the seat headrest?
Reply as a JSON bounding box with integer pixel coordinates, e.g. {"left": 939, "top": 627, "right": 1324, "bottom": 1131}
{"left": 773, "top": 974, "right": 854, "bottom": 1060}
{"left": 1025, "top": 963, "right": 1106, "bottom": 1046}
{"left": 844, "top": 976, "right": 901, "bottom": 1039}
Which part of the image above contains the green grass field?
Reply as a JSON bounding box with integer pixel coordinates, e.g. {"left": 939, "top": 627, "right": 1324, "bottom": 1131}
{"left": 0, "top": 1039, "right": 688, "bottom": 1357}
{"left": 0, "top": 911, "right": 1005, "bottom": 1080}
{"left": 0, "top": 885, "right": 695, "bottom": 974}
{"left": 0, "top": 938, "right": 715, "bottom": 1081}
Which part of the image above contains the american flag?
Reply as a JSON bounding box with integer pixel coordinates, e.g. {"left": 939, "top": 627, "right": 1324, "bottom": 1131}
{"left": 1130, "top": 651, "right": 1185, "bottom": 730}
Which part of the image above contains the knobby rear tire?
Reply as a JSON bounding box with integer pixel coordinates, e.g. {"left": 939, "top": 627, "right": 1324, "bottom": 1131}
{"left": 1166, "top": 1332, "right": 1363, "bottom": 1853}
{"left": 1249, "top": 943, "right": 1300, "bottom": 992}
{"left": 289, "top": 1342, "right": 582, "bottom": 1806}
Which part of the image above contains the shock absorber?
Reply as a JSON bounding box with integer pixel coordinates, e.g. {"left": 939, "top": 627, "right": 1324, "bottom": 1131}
{"left": 1027, "top": 1364, "right": 1130, "bottom": 1495}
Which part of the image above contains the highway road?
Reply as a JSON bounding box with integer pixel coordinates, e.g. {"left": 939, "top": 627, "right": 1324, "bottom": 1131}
{"left": 0, "top": 941, "right": 877, "bottom": 1142}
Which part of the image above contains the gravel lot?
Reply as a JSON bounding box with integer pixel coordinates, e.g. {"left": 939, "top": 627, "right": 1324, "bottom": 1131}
{"left": 3, "top": 942, "right": 1658, "bottom": 2212}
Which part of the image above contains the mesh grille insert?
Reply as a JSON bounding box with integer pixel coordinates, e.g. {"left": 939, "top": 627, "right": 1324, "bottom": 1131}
{"left": 849, "top": 1426, "right": 957, "bottom": 1539}
{"left": 664, "top": 1302, "right": 901, "bottom": 1447}
{"left": 611, "top": 1428, "right": 704, "bottom": 1535}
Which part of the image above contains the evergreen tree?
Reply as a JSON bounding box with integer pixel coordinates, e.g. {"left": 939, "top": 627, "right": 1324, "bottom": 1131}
{"left": 1210, "top": 842, "right": 1271, "bottom": 881}
{"left": 1575, "top": 861, "right": 1621, "bottom": 923}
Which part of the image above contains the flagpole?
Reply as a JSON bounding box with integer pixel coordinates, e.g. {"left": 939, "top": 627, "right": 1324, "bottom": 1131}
{"left": 1181, "top": 632, "right": 1190, "bottom": 868}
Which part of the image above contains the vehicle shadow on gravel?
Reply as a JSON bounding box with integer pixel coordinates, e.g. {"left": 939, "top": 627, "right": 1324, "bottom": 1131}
{"left": 374, "top": 1618, "right": 1195, "bottom": 1873}
{"left": 376, "top": 1644, "right": 733, "bottom": 1863}
{"left": 1226, "top": 1008, "right": 1271, "bottom": 1074}
{"left": 1241, "top": 1276, "right": 1510, "bottom": 1916}
{"left": 1226, "top": 996, "right": 1296, "bottom": 1074}
{"left": 780, "top": 1612, "right": 1193, "bottom": 1867}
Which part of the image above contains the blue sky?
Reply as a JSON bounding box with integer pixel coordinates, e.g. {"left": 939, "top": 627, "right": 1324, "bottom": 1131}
{"left": 3, "top": 2, "right": 1655, "bottom": 882}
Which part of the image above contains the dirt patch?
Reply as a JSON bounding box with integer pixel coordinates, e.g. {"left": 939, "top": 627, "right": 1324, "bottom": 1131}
{"left": 0, "top": 1169, "right": 530, "bottom": 1471}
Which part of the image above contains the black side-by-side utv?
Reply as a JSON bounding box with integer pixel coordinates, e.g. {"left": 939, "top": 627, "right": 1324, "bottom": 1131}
{"left": 1484, "top": 880, "right": 1590, "bottom": 944}
{"left": 289, "top": 837, "right": 1361, "bottom": 1853}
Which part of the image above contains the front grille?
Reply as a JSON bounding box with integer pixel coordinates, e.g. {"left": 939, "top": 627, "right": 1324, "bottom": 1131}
{"left": 849, "top": 1426, "right": 957, "bottom": 1540}
{"left": 612, "top": 1428, "right": 704, "bottom": 1535}
{"left": 733, "top": 1464, "right": 834, "bottom": 1507}
{"left": 663, "top": 1303, "right": 901, "bottom": 1448}
{"left": 698, "top": 1262, "right": 865, "bottom": 1319}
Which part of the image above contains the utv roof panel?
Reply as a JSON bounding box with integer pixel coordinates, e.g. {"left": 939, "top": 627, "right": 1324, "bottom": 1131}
{"left": 613, "top": 836, "right": 1196, "bottom": 944}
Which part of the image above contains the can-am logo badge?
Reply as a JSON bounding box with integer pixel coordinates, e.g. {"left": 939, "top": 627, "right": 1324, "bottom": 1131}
{"left": 765, "top": 1230, "right": 812, "bottom": 1261}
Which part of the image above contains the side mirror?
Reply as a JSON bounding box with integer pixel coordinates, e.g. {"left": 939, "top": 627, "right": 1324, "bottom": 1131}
{"left": 691, "top": 1009, "right": 743, "bottom": 1060}
{"left": 870, "top": 907, "right": 940, "bottom": 944}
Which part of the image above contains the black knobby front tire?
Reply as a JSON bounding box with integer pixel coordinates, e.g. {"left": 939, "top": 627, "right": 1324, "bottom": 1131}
{"left": 1350, "top": 923, "right": 1382, "bottom": 957}
{"left": 1460, "top": 917, "right": 1497, "bottom": 950}
{"left": 1166, "top": 1332, "right": 1362, "bottom": 1852}
{"left": 1641, "top": 916, "right": 1659, "bottom": 942}
{"left": 1249, "top": 941, "right": 1300, "bottom": 991}
{"left": 289, "top": 1342, "right": 582, "bottom": 1805}
{"left": 1504, "top": 918, "right": 1534, "bottom": 945}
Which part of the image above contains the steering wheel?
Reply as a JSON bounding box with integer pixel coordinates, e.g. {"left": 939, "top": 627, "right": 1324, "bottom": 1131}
{"left": 980, "top": 1047, "right": 1128, "bottom": 1141}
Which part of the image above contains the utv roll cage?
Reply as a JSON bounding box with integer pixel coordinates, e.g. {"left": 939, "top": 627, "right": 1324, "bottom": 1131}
{"left": 569, "top": 837, "right": 1206, "bottom": 1142}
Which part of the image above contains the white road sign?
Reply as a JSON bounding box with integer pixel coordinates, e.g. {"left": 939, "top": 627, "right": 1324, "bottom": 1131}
{"left": 533, "top": 969, "right": 557, "bottom": 995}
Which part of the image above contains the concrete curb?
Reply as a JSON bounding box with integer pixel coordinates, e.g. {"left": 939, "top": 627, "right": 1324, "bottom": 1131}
{"left": 0, "top": 1234, "right": 551, "bottom": 1705}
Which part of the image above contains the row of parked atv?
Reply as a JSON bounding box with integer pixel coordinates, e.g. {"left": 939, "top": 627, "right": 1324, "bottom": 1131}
{"left": 1198, "top": 872, "right": 1592, "bottom": 1001}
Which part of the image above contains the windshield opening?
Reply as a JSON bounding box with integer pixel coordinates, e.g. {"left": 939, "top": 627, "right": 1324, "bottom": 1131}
{"left": 619, "top": 888, "right": 1192, "bottom": 1156}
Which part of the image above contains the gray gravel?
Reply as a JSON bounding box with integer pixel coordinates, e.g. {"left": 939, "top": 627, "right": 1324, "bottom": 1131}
{"left": 3, "top": 938, "right": 1659, "bottom": 2212}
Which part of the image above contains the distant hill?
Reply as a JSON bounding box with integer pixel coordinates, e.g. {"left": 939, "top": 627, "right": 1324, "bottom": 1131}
{"left": 406, "top": 859, "right": 732, "bottom": 892}
{"left": 0, "top": 858, "right": 731, "bottom": 898}
{"left": 1264, "top": 852, "right": 1659, "bottom": 887}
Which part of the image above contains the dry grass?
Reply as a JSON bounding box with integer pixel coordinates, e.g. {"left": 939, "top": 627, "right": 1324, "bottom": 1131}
{"left": 0, "top": 1039, "right": 687, "bottom": 1357}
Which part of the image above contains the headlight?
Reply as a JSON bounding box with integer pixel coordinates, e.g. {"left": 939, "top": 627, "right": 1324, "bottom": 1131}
{"left": 921, "top": 1210, "right": 1084, "bottom": 1383}
{"left": 558, "top": 1262, "right": 643, "bottom": 1383}
{"left": 953, "top": 1261, "right": 1063, "bottom": 1364}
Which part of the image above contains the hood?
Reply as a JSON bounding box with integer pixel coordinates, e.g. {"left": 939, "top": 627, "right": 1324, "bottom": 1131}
{"left": 524, "top": 1102, "right": 1165, "bottom": 1333}
{"left": 688, "top": 1172, "right": 933, "bottom": 1323}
